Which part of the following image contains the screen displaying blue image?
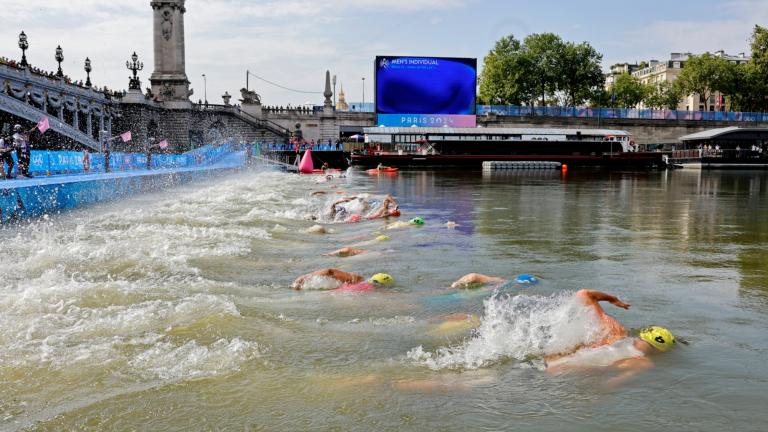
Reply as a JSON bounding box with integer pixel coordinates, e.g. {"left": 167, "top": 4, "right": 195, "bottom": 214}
{"left": 375, "top": 56, "right": 477, "bottom": 116}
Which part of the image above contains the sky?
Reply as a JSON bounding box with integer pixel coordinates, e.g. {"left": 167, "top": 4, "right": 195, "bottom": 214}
{"left": 1, "top": 0, "right": 766, "bottom": 107}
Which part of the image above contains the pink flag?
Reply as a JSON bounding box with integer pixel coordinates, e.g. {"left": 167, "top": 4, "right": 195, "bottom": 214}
{"left": 158, "top": 139, "right": 169, "bottom": 149}
{"left": 37, "top": 116, "right": 50, "bottom": 133}
{"left": 120, "top": 131, "right": 132, "bottom": 142}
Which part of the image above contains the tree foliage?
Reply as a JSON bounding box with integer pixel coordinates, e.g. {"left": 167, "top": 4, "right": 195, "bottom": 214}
{"left": 611, "top": 73, "right": 646, "bottom": 108}
{"left": 479, "top": 33, "right": 603, "bottom": 107}
{"left": 643, "top": 81, "right": 684, "bottom": 110}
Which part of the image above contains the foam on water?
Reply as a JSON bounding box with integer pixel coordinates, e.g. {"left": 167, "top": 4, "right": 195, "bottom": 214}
{"left": 0, "top": 169, "right": 310, "bottom": 392}
{"left": 407, "top": 291, "right": 606, "bottom": 370}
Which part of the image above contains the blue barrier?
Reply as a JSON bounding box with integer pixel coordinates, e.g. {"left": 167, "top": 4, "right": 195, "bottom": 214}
{"left": 476, "top": 105, "right": 768, "bottom": 122}
{"left": 2, "top": 143, "right": 236, "bottom": 177}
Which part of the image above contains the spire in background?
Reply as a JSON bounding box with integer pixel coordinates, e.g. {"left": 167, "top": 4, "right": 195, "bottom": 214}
{"left": 323, "top": 70, "right": 333, "bottom": 108}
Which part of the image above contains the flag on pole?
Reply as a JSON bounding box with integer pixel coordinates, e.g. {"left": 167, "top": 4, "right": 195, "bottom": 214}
{"left": 158, "top": 139, "right": 169, "bottom": 149}
{"left": 120, "top": 131, "right": 132, "bottom": 142}
{"left": 37, "top": 116, "right": 50, "bottom": 133}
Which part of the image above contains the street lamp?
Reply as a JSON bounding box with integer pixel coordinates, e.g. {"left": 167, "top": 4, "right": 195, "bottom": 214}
{"left": 84, "top": 57, "right": 92, "bottom": 87}
{"left": 18, "top": 31, "right": 29, "bottom": 67}
{"left": 126, "top": 51, "right": 143, "bottom": 90}
{"left": 202, "top": 74, "right": 207, "bottom": 104}
{"left": 332, "top": 74, "right": 337, "bottom": 108}
{"left": 362, "top": 77, "right": 365, "bottom": 112}
{"left": 55, "top": 45, "right": 64, "bottom": 77}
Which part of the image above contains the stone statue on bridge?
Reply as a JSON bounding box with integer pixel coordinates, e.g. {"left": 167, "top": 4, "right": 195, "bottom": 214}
{"left": 240, "top": 88, "right": 261, "bottom": 105}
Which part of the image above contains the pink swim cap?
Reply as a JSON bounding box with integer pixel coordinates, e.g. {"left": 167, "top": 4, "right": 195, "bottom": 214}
{"left": 348, "top": 214, "right": 362, "bottom": 223}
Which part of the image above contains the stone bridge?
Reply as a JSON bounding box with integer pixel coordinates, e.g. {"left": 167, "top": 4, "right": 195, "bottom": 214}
{"left": 0, "top": 63, "right": 113, "bottom": 150}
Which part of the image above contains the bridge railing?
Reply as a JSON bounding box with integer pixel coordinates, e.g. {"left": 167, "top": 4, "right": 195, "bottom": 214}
{"left": 477, "top": 105, "right": 768, "bottom": 122}
{"left": 262, "top": 143, "right": 343, "bottom": 152}
{"left": 341, "top": 104, "right": 768, "bottom": 122}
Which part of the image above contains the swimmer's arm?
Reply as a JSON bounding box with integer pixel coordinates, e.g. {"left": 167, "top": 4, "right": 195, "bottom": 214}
{"left": 605, "top": 356, "right": 654, "bottom": 388}
{"left": 576, "top": 290, "right": 631, "bottom": 310}
{"left": 450, "top": 273, "right": 505, "bottom": 288}
{"left": 292, "top": 268, "right": 364, "bottom": 289}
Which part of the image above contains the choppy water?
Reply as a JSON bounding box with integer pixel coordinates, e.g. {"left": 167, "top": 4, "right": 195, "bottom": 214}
{"left": 1, "top": 167, "right": 767, "bottom": 431}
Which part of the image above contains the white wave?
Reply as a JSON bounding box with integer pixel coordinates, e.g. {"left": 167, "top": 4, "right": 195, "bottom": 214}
{"left": 128, "top": 337, "right": 259, "bottom": 381}
{"left": 407, "top": 291, "right": 606, "bottom": 370}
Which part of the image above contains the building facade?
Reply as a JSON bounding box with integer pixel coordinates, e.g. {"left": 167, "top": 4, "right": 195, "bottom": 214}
{"left": 631, "top": 51, "right": 750, "bottom": 111}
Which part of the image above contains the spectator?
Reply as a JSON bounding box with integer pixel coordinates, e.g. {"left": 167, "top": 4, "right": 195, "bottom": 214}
{"left": 13, "top": 124, "right": 33, "bottom": 178}
{"left": 0, "top": 134, "right": 15, "bottom": 179}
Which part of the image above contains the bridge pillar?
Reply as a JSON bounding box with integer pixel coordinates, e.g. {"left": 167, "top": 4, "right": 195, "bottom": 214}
{"left": 73, "top": 105, "right": 79, "bottom": 131}
{"left": 149, "top": 0, "right": 191, "bottom": 108}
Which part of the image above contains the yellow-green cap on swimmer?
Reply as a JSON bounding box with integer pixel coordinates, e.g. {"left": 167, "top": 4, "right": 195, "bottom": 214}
{"left": 409, "top": 217, "right": 424, "bottom": 225}
{"left": 639, "top": 326, "right": 676, "bottom": 352}
{"left": 375, "top": 234, "right": 390, "bottom": 241}
{"left": 369, "top": 273, "right": 394, "bottom": 285}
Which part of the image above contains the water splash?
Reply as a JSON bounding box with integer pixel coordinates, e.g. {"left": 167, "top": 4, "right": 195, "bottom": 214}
{"left": 407, "top": 291, "right": 606, "bottom": 370}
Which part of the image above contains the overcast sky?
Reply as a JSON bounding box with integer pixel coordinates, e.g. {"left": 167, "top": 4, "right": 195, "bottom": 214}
{"left": 1, "top": 0, "right": 765, "bottom": 107}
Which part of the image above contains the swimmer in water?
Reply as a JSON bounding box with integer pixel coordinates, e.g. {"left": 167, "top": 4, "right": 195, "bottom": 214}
{"left": 292, "top": 268, "right": 394, "bottom": 292}
{"left": 450, "top": 273, "right": 539, "bottom": 289}
{"left": 366, "top": 194, "right": 400, "bottom": 219}
{"left": 328, "top": 194, "right": 400, "bottom": 222}
{"left": 323, "top": 247, "right": 366, "bottom": 257}
{"left": 545, "top": 290, "right": 678, "bottom": 384}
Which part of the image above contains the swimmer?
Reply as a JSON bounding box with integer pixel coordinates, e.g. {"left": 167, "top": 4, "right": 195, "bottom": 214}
{"left": 323, "top": 247, "right": 366, "bottom": 257}
{"left": 545, "top": 290, "right": 678, "bottom": 383}
{"left": 366, "top": 194, "right": 400, "bottom": 219}
{"left": 292, "top": 268, "right": 394, "bottom": 293}
{"left": 449, "top": 273, "right": 538, "bottom": 289}
{"left": 384, "top": 217, "right": 424, "bottom": 230}
{"left": 329, "top": 196, "right": 364, "bottom": 219}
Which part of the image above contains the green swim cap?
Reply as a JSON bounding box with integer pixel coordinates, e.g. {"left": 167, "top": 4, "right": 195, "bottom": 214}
{"left": 375, "top": 234, "right": 390, "bottom": 241}
{"left": 409, "top": 217, "right": 424, "bottom": 225}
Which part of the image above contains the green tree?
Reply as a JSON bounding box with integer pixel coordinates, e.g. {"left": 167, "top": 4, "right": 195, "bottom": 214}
{"left": 610, "top": 73, "right": 646, "bottom": 108}
{"left": 478, "top": 35, "right": 538, "bottom": 105}
{"left": 675, "top": 53, "right": 731, "bottom": 111}
{"left": 558, "top": 42, "right": 605, "bottom": 106}
{"left": 740, "top": 25, "right": 768, "bottom": 111}
{"left": 522, "top": 33, "right": 566, "bottom": 106}
{"left": 643, "top": 81, "right": 684, "bottom": 110}
{"left": 479, "top": 32, "right": 605, "bottom": 107}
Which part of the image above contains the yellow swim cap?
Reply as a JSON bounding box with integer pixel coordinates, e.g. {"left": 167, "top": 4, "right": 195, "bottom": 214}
{"left": 375, "top": 234, "right": 390, "bottom": 241}
{"left": 369, "top": 273, "right": 394, "bottom": 285}
{"left": 639, "top": 326, "right": 676, "bottom": 352}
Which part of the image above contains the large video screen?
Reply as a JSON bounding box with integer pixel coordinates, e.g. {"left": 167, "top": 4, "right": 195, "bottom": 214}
{"left": 375, "top": 56, "right": 477, "bottom": 127}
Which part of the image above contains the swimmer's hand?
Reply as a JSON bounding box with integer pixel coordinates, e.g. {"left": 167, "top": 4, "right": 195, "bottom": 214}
{"left": 610, "top": 298, "right": 631, "bottom": 310}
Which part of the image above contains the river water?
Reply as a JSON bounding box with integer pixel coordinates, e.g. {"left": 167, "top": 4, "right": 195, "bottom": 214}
{"left": 1, "top": 166, "right": 767, "bottom": 431}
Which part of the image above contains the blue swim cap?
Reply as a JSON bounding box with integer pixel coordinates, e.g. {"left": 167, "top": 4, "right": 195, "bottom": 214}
{"left": 513, "top": 274, "right": 539, "bottom": 285}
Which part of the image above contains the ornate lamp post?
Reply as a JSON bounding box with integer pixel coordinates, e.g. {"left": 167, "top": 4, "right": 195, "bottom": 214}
{"left": 361, "top": 77, "right": 365, "bottom": 112}
{"left": 55, "top": 45, "right": 64, "bottom": 77}
{"left": 18, "top": 31, "right": 29, "bottom": 67}
{"left": 126, "top": 52, "right": 143, "bottom": 90}
{"left": 202, "top": 73, "right": 207, "bottom": 104}
{"left": 84, "top": 57, "right": 92, "bottom": 87}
